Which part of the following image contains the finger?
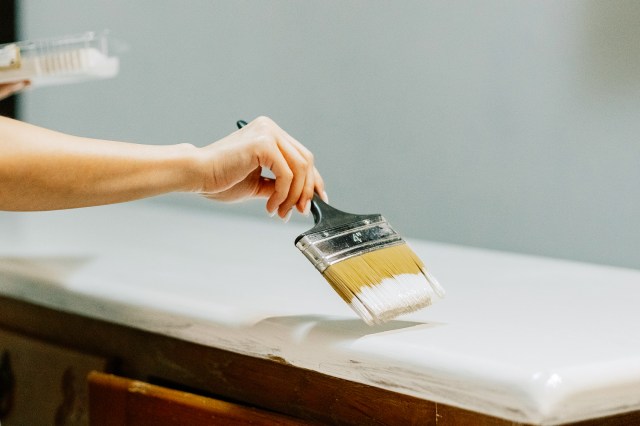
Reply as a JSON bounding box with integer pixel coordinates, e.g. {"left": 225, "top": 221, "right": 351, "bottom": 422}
{"left": 260, "top": 143, "right": 293, "bottom": 216}
{"left": 0, "top": 87, "right": 11, "bottom": 100}
{"left": 288, "top": 136, "right": 314, "bottom": 162}
{"left": 279, "top": 130, "right": 319, "bottom": 210}
{"left": 278, "top": 142, "right": 307, "bottom": 216}
{"left": 0, "top": 82, "right": 26, "bottom": 100}
{"left": 253, "top": 177, "right": 276, "bottom": 199}
{"left": 275, "top": 135, "right": 309, "bottom": 217}
{"left": 249, "top": 116, "right": 315, "bottom": 215}
{"left": 291, "top": 145, "right": 315, "bottom": 213}
{"left": 313, "top": 167, "right": 328, "bottom": 202}
{"left": 297, "top": 163, "right": 315, "bottom": 214}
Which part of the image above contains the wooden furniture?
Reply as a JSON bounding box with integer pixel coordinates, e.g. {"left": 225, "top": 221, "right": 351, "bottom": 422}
{"left": 0, "top": 296, "right": 511, "bottom": 426}
{"left": 2, "top": 202, "right": 640, "bottom": 424}
{"left": 0, "top": 296, "right": 638, "bottom": 426}
{"left": 0, "top": 327, "right": 107, "bottom": 425}
{"left": 88, "top": 372, "right": 311, "bottom": 426}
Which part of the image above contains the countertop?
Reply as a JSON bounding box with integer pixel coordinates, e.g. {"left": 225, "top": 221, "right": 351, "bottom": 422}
{"left": 1, "top": 200, "right": 639, "bottom": 425}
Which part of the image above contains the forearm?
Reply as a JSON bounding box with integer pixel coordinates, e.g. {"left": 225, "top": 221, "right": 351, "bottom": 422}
{"left": 0, "top": 116, "right": 202, "bottom": 211}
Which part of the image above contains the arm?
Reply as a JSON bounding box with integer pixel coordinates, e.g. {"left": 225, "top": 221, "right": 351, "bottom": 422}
{"left": 0, "top": 116, "right": 326, "bottom": 217}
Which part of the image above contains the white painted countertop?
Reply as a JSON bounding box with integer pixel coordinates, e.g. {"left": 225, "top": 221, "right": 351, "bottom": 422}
{"left": 1, "top": 201, "right": 639, "bottom": 425}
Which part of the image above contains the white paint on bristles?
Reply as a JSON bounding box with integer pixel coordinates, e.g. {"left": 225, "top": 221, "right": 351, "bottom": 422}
{"left": 351, "top": 271, "right": 445, "bottom": 325}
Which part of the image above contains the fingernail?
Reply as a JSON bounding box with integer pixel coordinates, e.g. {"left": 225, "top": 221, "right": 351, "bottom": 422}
{"left": 283, "top": 209, "right": 293, "bottom": 223}
{"left": 322, "top": 191, "right": 329, "bottom": 204}
{"left": 303, "top": 201, "right": 311, "bottom": 217}
{"left": 267, "top": 206, "right": 277, "bottom": 217}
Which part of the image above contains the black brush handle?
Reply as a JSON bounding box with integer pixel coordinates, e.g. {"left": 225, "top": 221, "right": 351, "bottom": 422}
{"left": 307, "top": 193, "right": 362, "bottom": 228}
{"left": 236, "top": 119, "right": 380, "bottom": 243}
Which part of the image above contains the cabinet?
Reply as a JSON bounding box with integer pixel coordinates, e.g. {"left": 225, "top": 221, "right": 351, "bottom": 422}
{"left": 0, "top": 325, "right": 310, "bottom": 426}
{"left": 2, "top": 295, "right": 639, "bottom": 426}
{"left": 0, "top": 328, "right": 108, "bottom": 425}
{"left": 87, "top": 372, "right": 310, "bottom": 425}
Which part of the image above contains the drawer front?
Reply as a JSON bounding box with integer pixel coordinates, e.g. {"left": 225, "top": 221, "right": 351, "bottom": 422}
{"left": 0, "top": 328, "right": 109, "bottom": 426}
{"left": 88, "top": 372, "right": 314, "bottom": 426}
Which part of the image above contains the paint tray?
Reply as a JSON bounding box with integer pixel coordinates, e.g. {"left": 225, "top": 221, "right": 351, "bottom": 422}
{"left": 0, "top": 31, "right": 119, "bottom": 87}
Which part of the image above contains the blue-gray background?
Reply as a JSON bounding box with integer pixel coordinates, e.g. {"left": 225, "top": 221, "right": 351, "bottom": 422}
{"left": 16, "top": 1, "right": 640, "bottom": 269}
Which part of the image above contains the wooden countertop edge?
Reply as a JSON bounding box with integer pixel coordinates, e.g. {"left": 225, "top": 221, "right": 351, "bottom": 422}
{"left": 1, "top": 295, "right": 637, "bottom": 426}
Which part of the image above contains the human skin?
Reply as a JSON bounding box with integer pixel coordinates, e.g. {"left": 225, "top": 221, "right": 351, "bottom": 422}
{"left": 0, "top": 81, "right": 29, "bottom": 101}
{"left": 0, "top": 114, "right": 327, "bottom": 219}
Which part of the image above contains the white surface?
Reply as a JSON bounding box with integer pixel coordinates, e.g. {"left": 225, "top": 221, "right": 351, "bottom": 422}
{"left": 1, "top": 201, "right": 639, "bottom": 424}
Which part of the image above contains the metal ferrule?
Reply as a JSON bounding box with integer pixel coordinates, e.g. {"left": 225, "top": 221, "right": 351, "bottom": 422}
{"left": 295, "top": 217, "right": 404, "bottom": 272}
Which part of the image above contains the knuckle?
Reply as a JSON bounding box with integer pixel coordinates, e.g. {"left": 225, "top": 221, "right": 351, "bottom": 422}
{"left": 303, "top": 186, "right": 314, "bottom": 198}
{"left": 282, "top": 170, "right": 293, "bottom": 181}
{"left": 254, "top": 134, "right": 271, "bottom": 145}
{"left": 297, "top": 145, "right": 312, "bottom": 160}
{"left": 294, "top": 158, "right": 308, "bottom": 173}
{"left": 253, "top": 116, "right": 273, "bottom": 128}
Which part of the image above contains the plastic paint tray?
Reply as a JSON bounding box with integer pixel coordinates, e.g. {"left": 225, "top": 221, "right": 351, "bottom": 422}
{"left": 0, "top": 31, "right": 119, "bottom": 87}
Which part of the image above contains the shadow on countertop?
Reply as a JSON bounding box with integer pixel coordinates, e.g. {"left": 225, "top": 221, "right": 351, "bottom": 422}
{"left": 251, "top": 314, "right": 445, "bottom": 342}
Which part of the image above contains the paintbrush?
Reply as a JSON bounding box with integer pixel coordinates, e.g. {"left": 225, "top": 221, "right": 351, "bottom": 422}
{"left": 295, "top": 194, "right": 445, "bottom": 325}
{"left": 236, "top": 120, "right": 444, "bottom": 324}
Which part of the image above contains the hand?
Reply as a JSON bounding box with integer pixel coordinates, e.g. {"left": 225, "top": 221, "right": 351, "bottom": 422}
{"left": 0, "top": 81, "right": 29, "bottom": 101}
{"left": 0, "top": 115, "right": 325, "bottom": 213}
{"left": 197, "top": 116, "right": 327, "bottom": 220}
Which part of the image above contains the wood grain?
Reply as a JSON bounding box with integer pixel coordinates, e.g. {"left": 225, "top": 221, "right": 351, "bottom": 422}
{"left": 88, "top": 371, "right": 312, "bottom": 426}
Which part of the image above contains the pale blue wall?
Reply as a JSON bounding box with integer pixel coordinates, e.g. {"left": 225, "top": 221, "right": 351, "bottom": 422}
{"left": 17, "top": 1, "right": 640, "bottom": 269}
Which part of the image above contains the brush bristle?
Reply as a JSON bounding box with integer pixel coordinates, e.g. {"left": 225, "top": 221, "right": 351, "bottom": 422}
{"left": 322, "top": 244, "right": 445, "bottom": 325}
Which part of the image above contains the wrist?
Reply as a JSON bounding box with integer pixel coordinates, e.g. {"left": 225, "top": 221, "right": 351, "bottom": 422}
{"left": 168, "top": 143, "right": 205, "bottom": 193}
